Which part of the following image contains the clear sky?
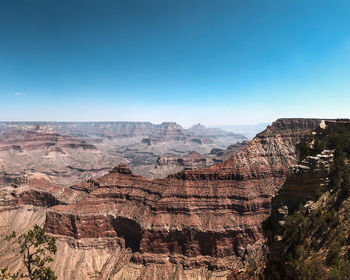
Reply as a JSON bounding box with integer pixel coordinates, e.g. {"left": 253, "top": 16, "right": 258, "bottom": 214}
{"left": 1, "top": 0, "right": 350, "bottom": 126}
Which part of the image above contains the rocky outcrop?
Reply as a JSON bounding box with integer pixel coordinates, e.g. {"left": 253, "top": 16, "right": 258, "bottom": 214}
{"left": 272, "top": 150, "right": 334, "bottom": 213}
{"left": 0, "top": 174, "right": 85, "bottom": 209}
{"left": 42, "top": 118, "right": 323, "bottom": 279}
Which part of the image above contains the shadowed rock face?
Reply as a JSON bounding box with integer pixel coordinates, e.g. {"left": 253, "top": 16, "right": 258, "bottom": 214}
{"left": 112, "top": 216, "right": 143, "bottom": 252}
{"left": 41, "top": 118, "right": 323, "bottom": 278}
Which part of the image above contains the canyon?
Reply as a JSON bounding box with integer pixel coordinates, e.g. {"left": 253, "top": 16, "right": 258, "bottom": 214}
{"left": 0, "top": 122, "right": 247, "bottom": 183}
{"left": 0, "top": 119, "right": 324, "bottom": 279}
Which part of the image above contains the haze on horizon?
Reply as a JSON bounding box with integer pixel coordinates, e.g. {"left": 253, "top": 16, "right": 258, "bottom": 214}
{"left": 1, "top": 0, "right": 350, "bottom": 127}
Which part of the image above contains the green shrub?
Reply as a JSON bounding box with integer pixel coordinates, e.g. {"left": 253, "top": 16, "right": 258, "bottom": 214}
{"left": 326, "top": 240, "right": 341, "bottom": 266}
{"left": 4, "top": 225, "right": 57, "bottom": 280}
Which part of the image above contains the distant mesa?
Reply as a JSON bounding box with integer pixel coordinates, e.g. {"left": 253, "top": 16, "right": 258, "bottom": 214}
{"left": 189, "top": 123, "right": 207, "bottom": 130}
{"left": 158, "top": 121, "right": 183, "bottom": 130}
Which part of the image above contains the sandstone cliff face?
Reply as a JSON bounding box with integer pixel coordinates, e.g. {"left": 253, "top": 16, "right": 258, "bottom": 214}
{"left": 41, "top": 118, "right": 323, "bottom": 279}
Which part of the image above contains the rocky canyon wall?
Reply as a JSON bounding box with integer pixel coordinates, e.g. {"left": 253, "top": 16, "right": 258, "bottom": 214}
{"left": 40, "top": 118, "right": 323, "bottom": 279}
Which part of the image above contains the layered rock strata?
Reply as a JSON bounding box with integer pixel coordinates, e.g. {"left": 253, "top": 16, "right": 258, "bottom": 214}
{"left": 42, "top": 118, "right": 323, "bottom": 279}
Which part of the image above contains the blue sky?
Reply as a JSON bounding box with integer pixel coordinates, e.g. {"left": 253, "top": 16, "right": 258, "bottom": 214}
{"left": 1, "top": 0, "right": 350, "bottom": 126}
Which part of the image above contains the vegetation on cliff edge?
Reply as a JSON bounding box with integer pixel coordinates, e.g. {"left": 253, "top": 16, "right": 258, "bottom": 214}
{"left": 265, "top": 122, "right": 350, "bottom": 280}
{"left": 0, "top": 225, "right": 57, "bottom": 280}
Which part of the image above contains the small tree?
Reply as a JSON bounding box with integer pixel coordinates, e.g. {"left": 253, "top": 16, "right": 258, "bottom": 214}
{"left": 4, "top": 225, "right": 57, "bottom": 280}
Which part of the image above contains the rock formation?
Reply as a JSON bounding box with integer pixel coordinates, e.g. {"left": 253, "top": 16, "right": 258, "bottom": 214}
{"left": 0, "top": 118, "right": 326, "bottom": 279}
{"left": 38, "top": 118, "right": 322, "bottom": 279}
